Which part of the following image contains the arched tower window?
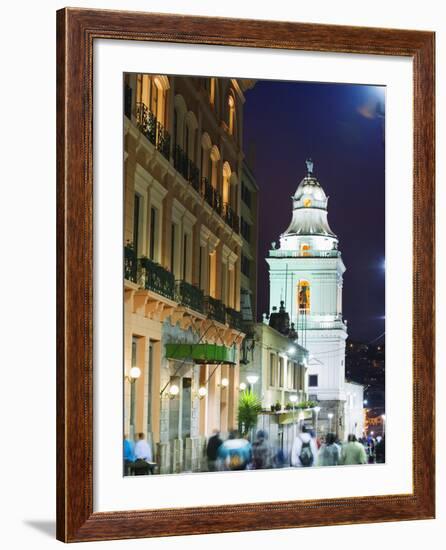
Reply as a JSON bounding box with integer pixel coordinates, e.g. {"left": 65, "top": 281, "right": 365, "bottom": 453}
{"left": 298, "top": 281, "right": 311, "bottom": 312}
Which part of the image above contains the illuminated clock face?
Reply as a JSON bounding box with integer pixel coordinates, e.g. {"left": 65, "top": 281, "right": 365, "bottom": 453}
{"left": 303, "top": 198, "right": 312, "bottom": 207}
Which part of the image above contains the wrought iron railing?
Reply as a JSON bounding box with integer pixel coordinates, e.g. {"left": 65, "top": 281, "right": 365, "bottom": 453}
{"left": 200, "top": 178, "right": 223, "bottom": 216}
{"left": 124, "top": 245, "right": 137, "bottom": 282}
{"left": 173, "top": 145, "right": 200, "bottom": 190}
{"left": 137, "top": 257, "right": 175, "bottom": 300}
{"left": 225, "top": 307, "right": 243, "bottom": 330}
{"left": 175, "top": 280, "right": 204, "bottom": 313}
{"left": 221, "top": 203, "right": 240, "bottom": 233}
{"left": 203, "top": 295, "right": 226, "bottom": 324}
{"left": 269, "top": 249, "right": 341, "bottom": 258}
{"left": 136, "top": 102, "right": 171, "bottom": 160}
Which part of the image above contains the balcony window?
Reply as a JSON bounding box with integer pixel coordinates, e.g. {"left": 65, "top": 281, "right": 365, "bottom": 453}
{"left": 309, "top": 374, "right": 318, "bottom": 387}
{"left": 241, "top": 181, "right": 252, "bottom": 208}
{"left": 241, "top": 218, "right": 251, "bottom": 243}
{"left": 241, "top": 254, "right": 250, "bottom": 278}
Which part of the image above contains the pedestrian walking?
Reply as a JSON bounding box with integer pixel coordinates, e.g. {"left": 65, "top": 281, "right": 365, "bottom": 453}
{"left": 317, "top": 432, "right": 340, "bottom": 466}
{"left": 123, "top": 434, "right": 135, "bottom": 475}
{"left": 340, "top": 434, "right": 367, "bottom": 465}
{"left": 206, "top": 429, "right": 223, "bottom": 471}
{"left": 375, "top": 435, "right": 385, "bottom": 463}
{"left": 252, "top": 430, "right": 274, "bottom": 469}
{"left": 291, "top": 425, "right": 318, "bottom": 467}
{"left": 218, "top": 430, "right": 252, "bottom": 471}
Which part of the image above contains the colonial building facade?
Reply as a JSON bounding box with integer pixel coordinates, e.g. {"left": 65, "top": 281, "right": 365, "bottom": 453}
{"left": 123, "top": 74, "right": 254, "bottom": 473}
{"left": 266, "top": 160, "right": 364, "bottom": 439}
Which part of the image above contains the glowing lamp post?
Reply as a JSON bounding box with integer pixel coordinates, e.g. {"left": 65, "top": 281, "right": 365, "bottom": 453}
{"left": 246, "top": 374, "right": 259, "bottom": 393}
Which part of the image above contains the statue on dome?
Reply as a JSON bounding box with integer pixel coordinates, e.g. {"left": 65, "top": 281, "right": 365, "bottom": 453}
{"left": 305, "top": 158, "right": 314, "bottom": 176}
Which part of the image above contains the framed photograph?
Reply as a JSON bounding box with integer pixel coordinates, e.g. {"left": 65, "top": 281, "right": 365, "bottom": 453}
{"left": 56, "top": 8, "right": 435, "bottom": 542}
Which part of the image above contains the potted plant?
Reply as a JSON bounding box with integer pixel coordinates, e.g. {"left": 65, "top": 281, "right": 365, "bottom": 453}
{"left": 238, "top": 390, "right": 262, "bottom": 435}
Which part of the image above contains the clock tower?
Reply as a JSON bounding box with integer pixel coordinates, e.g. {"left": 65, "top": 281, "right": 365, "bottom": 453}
{"left": 266, "top": 160, "right": 354, "bottom": 437}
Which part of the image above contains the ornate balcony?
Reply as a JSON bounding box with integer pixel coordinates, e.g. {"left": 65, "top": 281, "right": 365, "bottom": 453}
{"left": 136, "top": 102, "right": 171, "bottom": 160}
{"left": 173, "top": 145, "right": 200, "bottom": 190}
{"left": 175, "top": 280, "right": 204, "bottom": 313}
{"left": 137, "top": 257, "right": 175, "bottom": 300}
{"left": 226, "top": 307, "right": 243, "bottom": 330}
{"left": 124, "top": 245, "right": 137, "bottom": 282}
{"left": 203, "top": 295, "right": 226, "bottom": 325}
{"left": 201, "top": 178, "right": 223, "bottom": 216}
{"left": 221, "top": 203, "right": 240, "bottom": 233}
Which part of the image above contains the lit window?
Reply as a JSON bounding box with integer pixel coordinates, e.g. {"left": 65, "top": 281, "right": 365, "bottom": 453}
{"left": 298, "top": 281, "right": 310, "bottom": 312}
{"left": 228, "top": 94, "right": 235, "bottom": 135}
{"left": 309, "top": 374, "right": 318, "bottom": 387}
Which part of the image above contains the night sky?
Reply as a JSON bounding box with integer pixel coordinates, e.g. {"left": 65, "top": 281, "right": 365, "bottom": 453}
{"left": 242, "top": 80, "right": 385, "bottom": 342}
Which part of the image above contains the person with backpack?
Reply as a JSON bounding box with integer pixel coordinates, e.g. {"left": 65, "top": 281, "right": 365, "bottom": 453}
{"left": 291, "top": 425, "right": 318, "bottom": 467}
{"left": 317, "top": 432, "right": 340, "bottom": 466}
{"left": 218, "top": 430, "right": 252, "bottom": 471}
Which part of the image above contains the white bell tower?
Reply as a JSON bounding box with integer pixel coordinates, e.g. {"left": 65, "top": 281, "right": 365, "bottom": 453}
{"left": 266, "top": 159, "right": 350, "bottom": 436}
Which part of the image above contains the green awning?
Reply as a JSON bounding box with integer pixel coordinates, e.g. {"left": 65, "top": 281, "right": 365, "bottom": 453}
{"left": 165, "top": 343, "right": 237, "bottom": 365}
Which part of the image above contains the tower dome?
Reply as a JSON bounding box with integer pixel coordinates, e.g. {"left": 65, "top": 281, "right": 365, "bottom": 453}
{"left": 279, "top": 159, "right": 338, "bottom": 253}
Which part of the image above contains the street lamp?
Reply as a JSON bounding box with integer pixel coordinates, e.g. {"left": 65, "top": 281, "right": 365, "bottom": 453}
{"left": 314, "top": 406, "right": 321, "bottom": 436}
{"left": 197, "top": 386, "right": 207, "bottom": 399}
{"left": 168, "top": 384, "right": 180, "bottom": 398}
{"left": 288, "top": 345, "right": 296, "bottom": 355}
{"left": 246, "top": 374, "right": 259, "bottom": 393}
{"left": 327, "top": 412, "right": 334, "bottom": 433}
{"left": 220, "top": 377, "right": 229, "bottom": 388}
{"left": 239, "top": 382, "right": 247, "bottom": 391}
{"left": 363, "top": 399, "right": 368, "bottom": 406}
{"left": 125, "top": 366, "right": 141, "bottom": 383}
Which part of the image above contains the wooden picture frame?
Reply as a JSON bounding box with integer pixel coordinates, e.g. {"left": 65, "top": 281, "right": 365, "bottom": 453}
{"left": 56, "top": 8, "right": 435, "bottom": 542}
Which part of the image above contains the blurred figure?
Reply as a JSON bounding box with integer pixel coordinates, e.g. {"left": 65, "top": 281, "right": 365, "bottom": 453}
{"left": 206, "top": 429, "right": 223, "bottom": 472}
{"left": 375, "top": 435, "right": 385, "bottom": 463}
{"left": 123, "top": 434, "right": 135, "bottom": 475}
{"left": 133, "top": 432, "right": 154, "bottom": 475}
{"left": 218, "top": 430, "right": 252, "bottom": 471}
{"left": 340, "top": 434, "right": 367, "bottom": 465}
{"left": 366, "top": 434, "right": 376, "bottom": 464}
{"left": 291, "top": 425, "right": 318, "bottom": 467}
{"left": 252, "top": 430, "right": 274, "bottom": 469}
{"left": 317, "top": 432, "right": 340, "bottom": 467}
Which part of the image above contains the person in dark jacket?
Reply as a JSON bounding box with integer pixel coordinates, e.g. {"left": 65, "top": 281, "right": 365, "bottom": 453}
{"left": 206, "top": 429, "right": 223, "bottom": 471}
{"left": 375, "top": 436, "right": 385, "bottom": 463}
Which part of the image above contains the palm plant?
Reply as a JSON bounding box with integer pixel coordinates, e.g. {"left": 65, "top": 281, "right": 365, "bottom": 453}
{"left": 237, "top": 390, "right": 262, "bottom": 435}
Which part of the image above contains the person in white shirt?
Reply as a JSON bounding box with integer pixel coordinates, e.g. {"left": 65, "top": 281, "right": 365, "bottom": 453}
{"left": 134, "top": 433, "right": 152, "bottom": 462}
{"left": 290, "top": 425, "right": 319, "bottom": 467}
